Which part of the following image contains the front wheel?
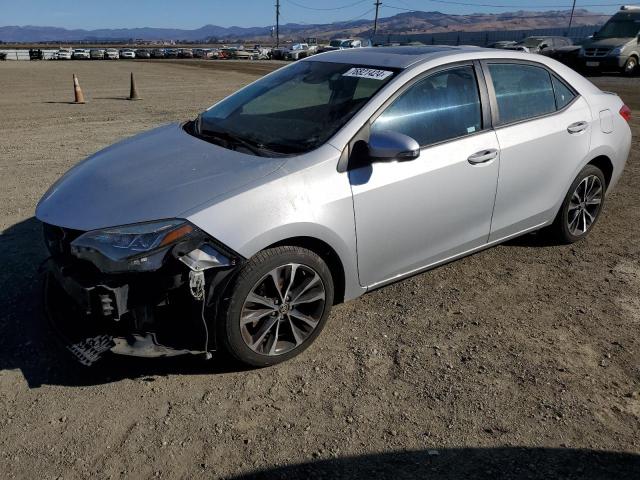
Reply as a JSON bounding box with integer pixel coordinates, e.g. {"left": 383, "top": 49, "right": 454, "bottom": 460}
{"left": 219, "top": 246, "right": 334, "bottom": 367}
{"left": 549, "top": 165, "right": 606, "bottom": 244}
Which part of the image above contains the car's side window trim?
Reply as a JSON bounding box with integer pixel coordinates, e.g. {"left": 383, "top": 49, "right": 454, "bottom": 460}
{"left": 368, "top": 61, "right": 489, "bottom": 147}
{"left": 339, "top": 60, "right": 491, "bottom": 173}
{"left": 337, "top": 60, "right": 493, "bottom": 173}
{"left": 479, "top": 59, "right": 581, "bottom": 129}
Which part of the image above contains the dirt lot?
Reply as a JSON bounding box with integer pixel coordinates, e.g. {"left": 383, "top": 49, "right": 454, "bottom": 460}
{"left": 0, "top": 59, "right": 639, "bottom": 479}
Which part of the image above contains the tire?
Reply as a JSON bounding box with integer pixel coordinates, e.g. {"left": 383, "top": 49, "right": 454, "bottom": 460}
{"left": 219, "top": 246, "right": 334, "bottom": 367}
{"left": 623, "top": 56, "right": 637, "bottom": 76}
{"left": 549, "top": 164, "right": 606, "bottom": 244}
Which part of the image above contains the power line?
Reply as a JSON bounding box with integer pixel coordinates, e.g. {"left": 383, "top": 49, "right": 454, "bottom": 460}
{"left": 285, "top": 0, "right": 370, "bottom": 11}
{"left": 383, "top": 0, "right": 611, "bottom": 13}
{"left": 383, "top": 0, "right": 636, "bottom": 9}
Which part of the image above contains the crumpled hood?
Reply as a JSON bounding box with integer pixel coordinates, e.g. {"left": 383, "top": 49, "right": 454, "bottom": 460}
{"left": 36, "top": 123, "right": 286, "bottom": 231}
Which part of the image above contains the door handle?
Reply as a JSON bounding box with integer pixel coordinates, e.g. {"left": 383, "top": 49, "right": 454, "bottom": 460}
{"left": 467, "top": 148, "right": 499, "bottom": 165}
{"left": 567, "top": 121, "right": 588, "bottom": 134}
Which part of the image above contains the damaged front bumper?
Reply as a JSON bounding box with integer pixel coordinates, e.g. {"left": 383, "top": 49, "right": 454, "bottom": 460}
{"left": 42, "top": 223, "right": 241, "bottom": 366}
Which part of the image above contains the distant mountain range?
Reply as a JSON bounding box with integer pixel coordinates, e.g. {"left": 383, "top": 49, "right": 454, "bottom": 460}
{"left": 0, "top": 9, "right": 610, "bottom": 43}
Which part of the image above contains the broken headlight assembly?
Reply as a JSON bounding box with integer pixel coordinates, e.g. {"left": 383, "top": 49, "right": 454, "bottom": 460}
{"left": 70, "top": 219, "right": 200, "bottom": 273}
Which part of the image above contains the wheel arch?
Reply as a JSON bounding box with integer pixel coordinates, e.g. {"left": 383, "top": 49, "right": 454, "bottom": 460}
{"left": 587, "top": 155, "right": 614, "bottom": 189}
{"left": 267, "top": 236, "right": 346, "bottom": 305}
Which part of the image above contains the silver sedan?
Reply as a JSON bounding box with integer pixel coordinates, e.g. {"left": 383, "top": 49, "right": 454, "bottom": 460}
{"left": 37, "top": 46, "right": 632, "bottom": 367}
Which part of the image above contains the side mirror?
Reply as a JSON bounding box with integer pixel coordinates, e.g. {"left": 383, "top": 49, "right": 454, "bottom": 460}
{"left": 368, "top": 130, "right": 420, "bottom": 162}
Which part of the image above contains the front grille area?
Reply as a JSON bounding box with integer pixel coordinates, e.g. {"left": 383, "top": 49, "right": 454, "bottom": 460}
{"left": 584, "top": 47, "right": 612, "bottom": 57}
{"left": 43, "top": 223, "right": 84, "bottom": 258}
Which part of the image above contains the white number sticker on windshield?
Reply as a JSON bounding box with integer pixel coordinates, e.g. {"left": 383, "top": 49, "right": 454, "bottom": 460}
{"left": 342, "top": 68, "right": 393, "bottom": 80}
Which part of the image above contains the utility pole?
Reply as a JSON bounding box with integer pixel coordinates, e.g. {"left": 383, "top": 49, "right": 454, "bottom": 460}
{"left": 566, "top": 0, "right": 577, "bottom": 36}
{"left": 373, "top": 1, "right": 382, "bottom": 36}
{"left": 275, "top": 0, "right": 280, "bottom": 48}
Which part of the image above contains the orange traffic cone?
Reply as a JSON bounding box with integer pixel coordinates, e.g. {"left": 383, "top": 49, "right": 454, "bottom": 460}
{"left": 72, "top": 74, "right": 85, "bottom": 104}
{"left": 128, "top": 72, "right": 141, "bottom": 100}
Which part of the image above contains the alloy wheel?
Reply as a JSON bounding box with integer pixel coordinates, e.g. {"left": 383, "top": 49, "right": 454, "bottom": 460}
{"left": 567, "top": 174, "right": 603, "bottom": 236}
{"left": 240, "top": 263, "right": 326, "bottom": 356}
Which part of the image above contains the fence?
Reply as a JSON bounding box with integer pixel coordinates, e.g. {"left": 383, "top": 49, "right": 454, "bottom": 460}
{"left": 0, "top": 49, "right": 59, "bottom": 60}
{"left": 371, "top": 24, "right": 602, "bottom": 46}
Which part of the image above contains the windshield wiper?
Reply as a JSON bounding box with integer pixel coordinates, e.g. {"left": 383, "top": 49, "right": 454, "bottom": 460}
{"left": 198, "top": 128, "right": 269, "bottom": 157}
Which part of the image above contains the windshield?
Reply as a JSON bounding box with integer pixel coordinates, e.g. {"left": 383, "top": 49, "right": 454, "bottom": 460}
{"left": 196, "top": 61, "right": 398, "bottom": 155}
{"left": 597, "top": 18, "right": 640, "bottom": 38}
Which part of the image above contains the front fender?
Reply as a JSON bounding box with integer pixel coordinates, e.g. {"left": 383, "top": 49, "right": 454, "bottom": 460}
{"left": 185, "top": 148, "right": 365, "bottom": 302}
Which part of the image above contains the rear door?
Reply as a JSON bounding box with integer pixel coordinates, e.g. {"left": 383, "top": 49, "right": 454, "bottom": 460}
{"left": 482, "top": 61, "right": 592, "bottom": 241}
{"left": 350, "top": 63, "right": 500, "bottom": 287}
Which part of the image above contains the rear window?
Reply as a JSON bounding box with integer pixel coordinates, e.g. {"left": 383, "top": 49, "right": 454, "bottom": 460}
{"left": 488, "top": 63, "right": 556, "bottom": 125}
{"left": 552, "top": 76, "right": 575, "bottom": 110}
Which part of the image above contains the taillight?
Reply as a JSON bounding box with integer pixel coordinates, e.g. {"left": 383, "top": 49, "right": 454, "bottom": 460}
{"left": 620, "top": 104, "right": 632, "bottom": 122}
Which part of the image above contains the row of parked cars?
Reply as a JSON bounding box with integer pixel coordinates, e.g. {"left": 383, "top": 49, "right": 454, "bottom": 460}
{"left": 488, "top": 6, "right": 640, "bottom": 75}
{"left": 49, "top": 46, "right": 275, "bottom": 61}
{"left": 45, "top": 36, "right": 370, "bottom": 62}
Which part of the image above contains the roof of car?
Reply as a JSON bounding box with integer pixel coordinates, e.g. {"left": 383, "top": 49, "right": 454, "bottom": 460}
{"left": 309, "top": 45, "right": 486, "bottom": 69}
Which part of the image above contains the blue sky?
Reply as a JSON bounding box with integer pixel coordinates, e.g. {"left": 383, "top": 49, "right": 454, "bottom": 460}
{"left": 0, "top": 0, "right": 624, "bottom": 29}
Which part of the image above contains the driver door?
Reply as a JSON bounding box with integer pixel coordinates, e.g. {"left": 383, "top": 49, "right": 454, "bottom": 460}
{"left": 349, "top": 63, "right": 500, "bottom": 287}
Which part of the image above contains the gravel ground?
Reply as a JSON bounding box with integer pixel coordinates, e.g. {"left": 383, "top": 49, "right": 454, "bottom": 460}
{"left": 0, "top": 60, "right": 638, "bottom": 479}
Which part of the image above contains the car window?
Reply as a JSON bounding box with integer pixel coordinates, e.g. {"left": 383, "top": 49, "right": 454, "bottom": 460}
{"left": 552, "top": 76, "right": 575, "bottom": 110}
{"left": 488, "top": 63, "right": 556, "bottom": 125}
{"left": 199, "top": 61, "right": 397, "bottom": 154}
{"left": 371, "top": 65, "right": 482, "bottom": 147}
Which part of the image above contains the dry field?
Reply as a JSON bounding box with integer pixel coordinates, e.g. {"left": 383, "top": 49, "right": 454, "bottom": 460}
{"left": 0, "top": 59, "right": 639, "bottom": 479}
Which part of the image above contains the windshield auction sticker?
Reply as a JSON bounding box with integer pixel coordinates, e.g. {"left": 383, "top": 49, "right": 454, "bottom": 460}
{"left": 342, "top": 67, "right": 393, "bottom": 80}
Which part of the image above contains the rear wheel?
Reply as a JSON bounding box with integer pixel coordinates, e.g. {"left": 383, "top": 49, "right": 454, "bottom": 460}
{"left": 623, "top": 56, "right": 637, "bottom": 75}
{"left": 549, "top": 165, "right": 606, "bottom": 244}
{"left": 220, "top": 246, "right": 334, "bottom": 367}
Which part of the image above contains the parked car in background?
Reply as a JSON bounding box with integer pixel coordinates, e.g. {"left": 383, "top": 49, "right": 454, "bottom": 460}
{"left": 135, "top": 49, "right": 151, "bottom": 59}
{"left": 178, "top": 48, "right": 194, "bottom": 58}
{"left": 253, "top": 45, "right": 272, "bottom": 59}
{"left": 56, "top": 48, "right": 73, "bottom": 60}
{"left": 271, "top": 45, "right": 289, "bottom": 59}
{"left": 105, "top": 48, "right": 120, "bottom": 59}
{"left": 120, "top": 49, "right": 136, "bottom": 59}
{"left": 234, "top": 48, "right": 257, "bottom": 60}
{"left": 37, "top": 47, "right": 631, "bottom": 368}
{"left": 72, "top": 48, "right": 91, "bottom": 60}
{"left": 165, "top": 48, "right": 179, "bottom": 58}
{"left": 284, "top": 43, "right": 312, "bottom": 60}
{"left": 0, "top": 52, "right": 6, "bottom": 61}
{"left": 487, "top": 40, "right": 517, "bottom": 49}
{"left": 89, "top": 48, "right": 105, "bottom": 59}
{"left": 219, "top": 48, "right": 237, "bottom": 59}
{"left": 318, "top": 38, "right": 364, "bottom": 53}
{"left": 503, "top": 36, "right": 573, "bottom": 55}
{"left": 29, "top": 48, "right": 45, "bottom": 60}
{"left": 151, "top": 48, "right": 166, "bottom": 58}
{"left": 546, "top": 43, "right": 583, "bottom": 70}
{"left": 305, "top": 37, "right": 319, "bottom": 52}
{"left": 578, "top": 5, "right": 640, "bottom": 75}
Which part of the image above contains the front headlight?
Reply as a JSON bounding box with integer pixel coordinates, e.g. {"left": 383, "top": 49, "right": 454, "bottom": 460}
{"left": 609, "top": 47, "right": 623, "bottom": 56}
{"left": 71, "top": 219, "right": 196, "bottom": 273}
{"left": 578, "top": 47, "right": 585, "bottom": 56}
